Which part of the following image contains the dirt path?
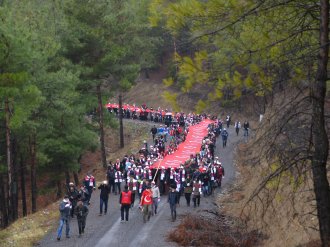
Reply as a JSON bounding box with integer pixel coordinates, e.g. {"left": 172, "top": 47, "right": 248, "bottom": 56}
{"left": 37, "top": 124, "right": 241, "bottom": 247}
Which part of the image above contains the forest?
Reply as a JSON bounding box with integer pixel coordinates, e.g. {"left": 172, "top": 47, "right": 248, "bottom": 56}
{"left": 1, "top": 0, "right": 329, "bottom": 246}
{"left": 0, "top": 0, "right": 164, "bottom": 227}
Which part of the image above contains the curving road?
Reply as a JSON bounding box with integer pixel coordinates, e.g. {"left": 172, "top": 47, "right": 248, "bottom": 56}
{"left": 37, "top": 124, "right": 241, "bottom": 247}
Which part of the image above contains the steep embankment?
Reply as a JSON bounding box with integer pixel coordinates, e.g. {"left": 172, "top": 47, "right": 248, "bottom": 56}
{"left": 219, "top": 88, "right": 330, "bottom": 247}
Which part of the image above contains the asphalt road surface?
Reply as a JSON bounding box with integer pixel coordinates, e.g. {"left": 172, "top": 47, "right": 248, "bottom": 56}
{"left": 37, "top": 123, "right": 241, "bottom": 247}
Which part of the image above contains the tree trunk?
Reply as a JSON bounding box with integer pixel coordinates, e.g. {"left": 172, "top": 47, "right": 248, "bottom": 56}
{"left": 4, "top": 98, "right": 12, "bottom": 223}
{"left": 73, "top": 172, "right": 79, "bottom": 186}
{"left": 30, "top": 134, "right": 37, "bottom": 213}
{"left": 56, "top": 180, "right": 62, "bottom": 199}
{"left": 11, "top": 138, "right": 18, "bottom": 220}
{"left": 97, "top": 84, "right": 107, "bottom": 167}
{"left": 20, "top": 154, "right": 27, "bottom": 217}
{"left": 310, "top": 0, "right": 330, "bottom": 246}
{"left": 119, "top": 93, "right": 124, "bottom": 148}
{"left": 0, "top": 174, "right": 9, "bottom": 228}
{"left": 0, "top": 182, "right": 8, "bottom": 228}
{"left": 65, "top": 171, "right": 70, "bottom": 187}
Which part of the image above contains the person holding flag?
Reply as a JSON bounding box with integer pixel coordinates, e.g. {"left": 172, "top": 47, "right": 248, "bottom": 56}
{"left": 139, "top": 185, "right": 153, "bottom": 223}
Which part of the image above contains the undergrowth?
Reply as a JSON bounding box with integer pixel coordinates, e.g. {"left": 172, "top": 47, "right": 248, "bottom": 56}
{"left": 168, "top": 213, "right": 264, "bottom": 247}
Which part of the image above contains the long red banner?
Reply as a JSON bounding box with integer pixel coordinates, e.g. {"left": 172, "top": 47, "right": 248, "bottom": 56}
{"left": 150, "top": 119, "right": 213, "bottom": 169}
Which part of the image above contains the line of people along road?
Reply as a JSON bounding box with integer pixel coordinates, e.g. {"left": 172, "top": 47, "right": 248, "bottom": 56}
{"left": 56, "top": 108, "right": 250, "bottom": 241}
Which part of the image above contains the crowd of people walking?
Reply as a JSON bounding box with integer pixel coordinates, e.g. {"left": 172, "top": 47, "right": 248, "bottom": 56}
{"left": 56, "top": 104, "right": 250, "bottom": 241}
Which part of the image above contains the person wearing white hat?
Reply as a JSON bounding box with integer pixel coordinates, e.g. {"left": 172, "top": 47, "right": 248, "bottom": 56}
{"left": 57, "top": 195, "right": 71, "bottom": 240}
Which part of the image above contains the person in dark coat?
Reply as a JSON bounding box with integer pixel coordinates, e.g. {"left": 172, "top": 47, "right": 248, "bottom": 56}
{"left": 221, "top": 128, "right": 229, "bottom": 148}
{"left": 98, "top": 180, "right": 110, "bottom": 215}
{"left": 168, "top": 184, "right": 178, "bottom": 222}
{"left": 67, "top": 182, "right": 79, "bottom": 218}
{"left": 78, "top": 186, "right": 89, "bottom": 206}
{"left": 74, "top": 200, "right": 89, "bottom": 237}
{"left": 106, "top": 166, "right": 116, "bottom": 194}
{"left": 151, "top": 125, "right": 158, "bottom": 142}
{"left": 57, "top": 195, "right": 71, "bottom": 241}
{"left": 183, "top": 175, "right": 193, "bottom": 206}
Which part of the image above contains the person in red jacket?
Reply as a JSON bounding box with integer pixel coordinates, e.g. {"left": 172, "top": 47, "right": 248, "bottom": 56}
{"left": 119, "top": 185, "right": 132, "bottom": 222}
{"left": 139, "top": 185, "right": 153, "bottom": 223}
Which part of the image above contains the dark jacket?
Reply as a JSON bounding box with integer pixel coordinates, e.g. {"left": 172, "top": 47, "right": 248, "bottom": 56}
{"left": 98, "top": 184, "right": 110, "bottom": 199}
{"left": 221, "top": 130, "right": 228, "bottom": 140}
{"left": 59, "top": 200, "right": 71, "bottom": 220}
{"left": 75, "top": 204, "right": 89, "bottom": 219}
{"left": 68, "top": 188, "right": 79, "bottom": 204}
{"left": 78, "top": 188, "right": 89, "bottom": 203}
{"left": 107, "top": 169, "right": 116, "bottom": 182}
{"left": 151, "top": 127, "right": 157, "bottom": 135}
{"left": 168, "top": 191, "right": 178, "bottom": 205}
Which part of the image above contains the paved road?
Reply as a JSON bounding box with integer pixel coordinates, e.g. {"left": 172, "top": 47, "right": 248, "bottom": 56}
{"left": 37, "top": 124, "right": 241, "bottom": 247}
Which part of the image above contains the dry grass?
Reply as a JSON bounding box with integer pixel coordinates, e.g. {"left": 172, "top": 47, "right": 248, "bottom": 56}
{"left": 80, "top": 120, "right": 151, "bottom": 182}
{"left": 217, "top": 131, "right": 326, "bottom": 246}
{"left": 0, "top": 203, "right": 58, "bottom": 247}
{"left": 168, "top": 213, "right": 263, "bottom": 247}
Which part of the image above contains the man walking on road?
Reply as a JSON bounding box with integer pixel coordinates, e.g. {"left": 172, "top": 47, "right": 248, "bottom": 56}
{"left": 151, "top": 125, "right": 158, "bottom": 142}
{"left": 234, "top": 121, "right": 241, "bottom": 136}
{"left": 84, "top": 173, "right": 96, "bottom": 205}
{"left": 168, "top": 184, "right": 178, "bottom": 222}
{"left": 120, "top": 185, "right": 132, "bottom": 222}
{"left": 151, "top": 181, "right": 160, "bottom": 215}
{"left": 57, "top": 195, "right": 71, "bottom": 241}
{"left": 98, "top": 180, "right": 110, "bottom": 216}
{"left": 243, "top": 121, "right": 250, "bottom": 137}
{"left": 140, "top": 185, "right": 153, "bottom": 223}
{"left": 221, "top": 128, "right": 229, "bottom": 148}
{"left": 74, "top": 200, "right": 89, "bottom": 237}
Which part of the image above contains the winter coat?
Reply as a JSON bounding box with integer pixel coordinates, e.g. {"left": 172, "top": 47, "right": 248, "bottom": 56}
{"left": 183, "top": 179, "right": 193, "bottom": 194}
{"left": 98, "top": 184, "right": 110, "bottom": 199}
{"left": 75, "top": 205, "right": 89, "bottom": 219}
{"left": 59, "top": 200, "right": 71, "bottom": 220}
{"left": 168, "top": 191, "right": 178, "bottom": 205}
{"left": 221, "top": 130, "right": 228, "bottom": 140}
